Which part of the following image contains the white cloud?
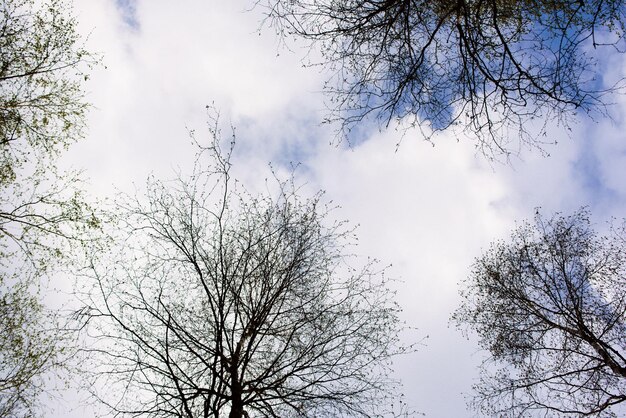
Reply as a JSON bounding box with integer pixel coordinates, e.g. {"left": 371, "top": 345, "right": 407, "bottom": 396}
{"left": 306, "top": 128, "right": 512, "bottom": 415}
{"left": 52, "top": 0, "right": 626, "bottom": 416}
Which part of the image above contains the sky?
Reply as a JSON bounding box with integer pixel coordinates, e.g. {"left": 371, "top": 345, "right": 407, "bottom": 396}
{"left": 50, "top": 0, "right": 626, "bottom": 416}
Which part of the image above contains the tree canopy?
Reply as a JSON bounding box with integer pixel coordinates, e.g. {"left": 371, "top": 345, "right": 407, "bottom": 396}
{"left": 80, "top": 128, "right": 412, "bottom": 418}
{"left": 453, "top": 209, "right": 626, "bottom": 417}
{"left": 0, "top": 0, "right": 98, "bottom": 415}
{"left": 1, "top": 0, "right": 93, "bottom": 182}
{"left": 0, "top": 269, "right": 73, "bottom": 417}
{"left": 0, "top": 0, "right": 98, "bottom": 269}
{"left": 261, "top": 0, "right": 626, "bottom": 157}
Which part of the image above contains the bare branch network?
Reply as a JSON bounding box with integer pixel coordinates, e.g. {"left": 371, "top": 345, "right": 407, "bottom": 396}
{"left": 261, "top": 0, "right": 626, "bottom": 157}
{"left": 454, "top": 209, "right": 626, "bottom": 417}
{"left": 80, "top": 130, "right": 413, "bottom": 418}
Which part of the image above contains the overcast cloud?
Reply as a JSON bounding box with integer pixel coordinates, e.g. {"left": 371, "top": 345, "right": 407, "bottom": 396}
{"left": 52, "top": 0, "right": 626, "bottom": 416}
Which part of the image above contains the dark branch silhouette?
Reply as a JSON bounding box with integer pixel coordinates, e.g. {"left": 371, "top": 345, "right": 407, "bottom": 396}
{"left": 80, "top": 122, "right": 412, "bottom": 418}
{"left": 454, "top": 209, "right": 626, "bottom": 416}
{"left": 260, "top": 0, "right": 626, "bottom": 158}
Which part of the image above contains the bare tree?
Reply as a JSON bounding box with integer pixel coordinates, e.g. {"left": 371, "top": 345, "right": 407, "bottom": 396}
{"left": 453, "top": 209, "right": 626, "bottom": 417}
{"left": 260, "top": 0, "right": 625, "bottom": 158}
{"left": 80, "top": 127, "right": 412, "bottom": 418}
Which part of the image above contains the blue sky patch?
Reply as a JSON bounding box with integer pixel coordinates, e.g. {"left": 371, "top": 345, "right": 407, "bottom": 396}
{"left": 115, "top": 0, "right": 139, "bottom": 30}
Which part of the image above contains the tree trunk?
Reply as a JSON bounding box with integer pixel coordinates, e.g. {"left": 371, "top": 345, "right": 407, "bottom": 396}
{"left": 229, "top": 399, "right": 244, "bottom": 418}
{"left": 229, "top": 359, "right": 244, "bottom": 418}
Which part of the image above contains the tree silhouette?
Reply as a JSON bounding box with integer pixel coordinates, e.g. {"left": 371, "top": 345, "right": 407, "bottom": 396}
{"left": 0, "top": 0, "right": 99, "bottom": 414}
{"left": 454, "top": 209, "right": 626, "bottom": 417}
{"left": 261, "top": 0, "right": 625, "bottom": 158}
{"left": 80, "top": 124, "right": 412, "bottom": 418}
